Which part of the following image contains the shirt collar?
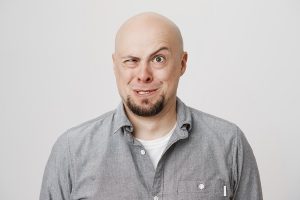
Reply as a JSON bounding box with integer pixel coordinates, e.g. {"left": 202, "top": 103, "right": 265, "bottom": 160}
{"left": 112, "top": 102, "right": 133, "bottom": 134}
{"left": 176, "top": 97, "right": 192, "bottom": 133}
{"left": 112, "top": 97, "right": 192, "bottom": 134}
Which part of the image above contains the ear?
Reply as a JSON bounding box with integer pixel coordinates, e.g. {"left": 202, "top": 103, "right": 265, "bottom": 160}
{"left": 112, "top": 53, "right": 117, "bottom": 74}
{"left": 112, "top": 53, "right": 116, "bottom": 66}
{"left": 180, "top": 52, "right": 188, "bottom": 76}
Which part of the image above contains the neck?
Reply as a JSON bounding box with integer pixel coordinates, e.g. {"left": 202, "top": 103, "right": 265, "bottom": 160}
{"left": 125, "top": 98, "right": 177, "bottom": 140}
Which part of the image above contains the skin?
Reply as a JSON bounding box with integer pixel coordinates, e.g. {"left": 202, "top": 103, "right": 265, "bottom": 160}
{"left": 113, "top": 12, "right": 188, "bottom": 140}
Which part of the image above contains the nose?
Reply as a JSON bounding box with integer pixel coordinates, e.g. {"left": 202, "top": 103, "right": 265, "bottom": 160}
{"left": 137, "top": 62, "right": 153, "bottom": 83}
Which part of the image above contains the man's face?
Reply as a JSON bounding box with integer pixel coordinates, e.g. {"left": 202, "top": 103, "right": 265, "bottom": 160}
{"left": 113, "top": 21, "right": 187, "bottom": 117}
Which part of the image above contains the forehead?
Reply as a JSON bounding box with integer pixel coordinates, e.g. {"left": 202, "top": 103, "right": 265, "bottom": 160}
{"left": 115, "top": 17, "right": 181, "bottom": 56}
{"left": 119, "top": 37, "right": 172, "bottom": 57}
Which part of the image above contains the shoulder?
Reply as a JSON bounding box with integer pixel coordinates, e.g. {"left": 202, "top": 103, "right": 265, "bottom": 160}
{"left": 190, "top": 107, "right": 239, "bottom": 132}
{"left": 188, "top": 107, "right": 242, "bottom": 143}
{"left": 187, "top": 107, "right": 251, "bottom": 167}
{"left": 66, "top": 110, "right": 115, "bottom": 138}
{"left": 54, "top": 110, "right": 116, "bottom": 152}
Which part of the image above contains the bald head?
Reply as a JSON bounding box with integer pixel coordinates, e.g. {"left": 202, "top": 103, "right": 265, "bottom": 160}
{"left": 114, "top": 12, "right": 184, "bottom": 55}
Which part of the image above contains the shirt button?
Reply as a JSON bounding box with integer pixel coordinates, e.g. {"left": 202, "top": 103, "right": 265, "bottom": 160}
{"left": 140, "top": 149, "right": 146, "bottom": 155}
{"left": 198, "top": 183, "right": 205, "bottom": 190}
{"left": 153, "top": 196, "right": 159, "bottom": 200}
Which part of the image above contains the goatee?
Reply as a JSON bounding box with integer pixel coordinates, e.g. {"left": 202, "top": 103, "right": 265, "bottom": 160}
{"left": 126, "top": 95, "right": 165, "bottom": 117}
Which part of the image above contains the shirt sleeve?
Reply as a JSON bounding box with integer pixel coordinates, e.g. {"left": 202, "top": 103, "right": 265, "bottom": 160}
{"left": 39, "top": 133, "right": 74, "bottom": 200}
{"left": 232, "top": 127, "right": 263, "bottom": 200}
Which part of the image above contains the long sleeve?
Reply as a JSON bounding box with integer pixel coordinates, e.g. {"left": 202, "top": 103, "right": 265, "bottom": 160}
{"left": 232, "top": 127, "right": 263, "bottom": 200}
{"left": 40, "top": 133, "right": 74, "bottom": 200}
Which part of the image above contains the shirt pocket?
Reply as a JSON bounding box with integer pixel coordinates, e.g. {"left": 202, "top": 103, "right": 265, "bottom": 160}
{"left": 177, "top": 179, "right": 231, "bottom": 200}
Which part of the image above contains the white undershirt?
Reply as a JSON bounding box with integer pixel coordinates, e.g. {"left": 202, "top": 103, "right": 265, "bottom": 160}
{"left": 136, "top": 123, "right": 177, "bottom": 169}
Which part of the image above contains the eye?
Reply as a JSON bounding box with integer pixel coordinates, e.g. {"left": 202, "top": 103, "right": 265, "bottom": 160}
{"left": 122, "top": 58, "right": 139, "bottom": 68}
{"left": 124, "top": 58, "right": 137, "bottom": 63}
{"left": 153, "top": 55, "right": 165, "bottom": 63}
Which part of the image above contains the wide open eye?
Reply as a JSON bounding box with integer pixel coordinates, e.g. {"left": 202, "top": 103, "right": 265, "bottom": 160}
{"left": 152, "top": 55, "right": 165, "bottom": 63}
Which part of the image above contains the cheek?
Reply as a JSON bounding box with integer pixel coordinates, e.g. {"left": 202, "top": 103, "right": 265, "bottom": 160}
{"left": 157, "top": 69, "right": 181, "bottom": 95}
{"left": 115, "top": 68, "right": 134, "bottom": 84}
{"left": 156, "top": 67, "right": 180, "bottom": 83}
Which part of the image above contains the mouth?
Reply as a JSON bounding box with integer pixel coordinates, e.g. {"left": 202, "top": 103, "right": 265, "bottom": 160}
{"left": 134, "top": 89, "right": 158, "bottom": 96}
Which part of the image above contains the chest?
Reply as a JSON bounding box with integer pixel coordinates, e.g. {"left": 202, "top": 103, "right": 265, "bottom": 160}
{"left": 70, "top": 135, "right": 233, "bottom": 200}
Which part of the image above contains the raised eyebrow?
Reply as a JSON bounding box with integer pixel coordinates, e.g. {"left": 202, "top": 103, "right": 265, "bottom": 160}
{"left": 150, "top": 47, "right": 170, "bottom": 58}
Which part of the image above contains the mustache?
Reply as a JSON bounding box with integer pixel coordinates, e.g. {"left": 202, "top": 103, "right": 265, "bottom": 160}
{"left": 129, "top": 84, "right": 162, "bottom": 91}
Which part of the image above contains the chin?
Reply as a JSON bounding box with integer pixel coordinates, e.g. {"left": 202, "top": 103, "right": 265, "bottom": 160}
{"left": 126, "top": 95, "right": 165, "bottom": 117}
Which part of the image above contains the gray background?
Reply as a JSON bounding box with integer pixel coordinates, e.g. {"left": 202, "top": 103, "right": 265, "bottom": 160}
{"left": 0, "top": 0, "right": 299, "bottom": 199}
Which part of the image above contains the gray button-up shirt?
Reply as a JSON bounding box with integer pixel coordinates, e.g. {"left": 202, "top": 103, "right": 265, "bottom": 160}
{"left": 40, "top": 98, "right": 263, "bottom": 200}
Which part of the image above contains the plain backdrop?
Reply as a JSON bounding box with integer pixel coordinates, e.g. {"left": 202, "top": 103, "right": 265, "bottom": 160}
{"left": 0, "top": 0, "right": 299, "bottom": 199}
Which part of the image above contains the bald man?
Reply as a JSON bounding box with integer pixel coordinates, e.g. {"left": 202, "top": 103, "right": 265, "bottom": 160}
{"left": 40, "top": 12, "right": 263, "bottom": 200}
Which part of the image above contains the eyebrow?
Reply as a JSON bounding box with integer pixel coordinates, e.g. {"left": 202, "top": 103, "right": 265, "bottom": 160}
{"left": 149, "top": 47, "right": 170, "bottom": 58}
{"left": 121, "top": 47, "right": 170, "bottom": 60}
